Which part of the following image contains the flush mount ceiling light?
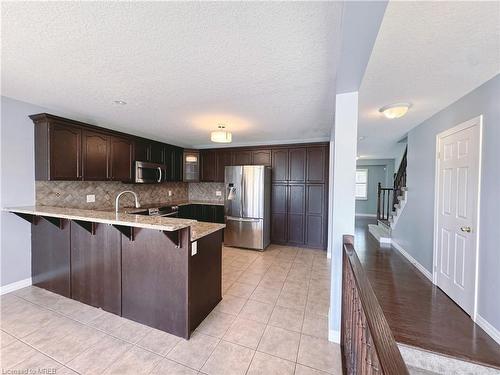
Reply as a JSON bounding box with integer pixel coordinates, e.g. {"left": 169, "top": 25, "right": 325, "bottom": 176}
{"left": 210, "top": 125, "right": 232, "bottom": 143}
{"left": 113, "top": 100, "right": 127, "bottom": 105}
{"left": 379, "top": 103, "right": 412, "bottom": 119}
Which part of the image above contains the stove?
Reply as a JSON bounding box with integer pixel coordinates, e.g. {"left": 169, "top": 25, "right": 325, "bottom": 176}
{"left": 133, "top": 205, "right": 179, "bottom": 218}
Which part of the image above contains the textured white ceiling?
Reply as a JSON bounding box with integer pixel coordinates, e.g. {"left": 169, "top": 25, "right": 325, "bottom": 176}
{"left": 358, "top": 1, "right": 500, "bottom": 159}
{"left": 1, "top": 2, "right": 343, "bottom": 148}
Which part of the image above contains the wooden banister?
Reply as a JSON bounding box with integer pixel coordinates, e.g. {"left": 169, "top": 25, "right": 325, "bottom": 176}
{"left": 341, "top": 235, "right": 409, "bottom": 375}
{"left": 377, "top": 183, "right": 394, "bottom": 221}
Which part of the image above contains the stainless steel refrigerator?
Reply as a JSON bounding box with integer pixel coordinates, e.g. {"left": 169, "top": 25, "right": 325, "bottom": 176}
{"left": 224, "top": 165, "right": 271, "bottom": 250}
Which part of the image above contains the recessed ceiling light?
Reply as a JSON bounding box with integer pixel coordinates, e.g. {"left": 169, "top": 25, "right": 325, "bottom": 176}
{"left": 113, "top": 100, "right": 127, "bottom": 105}
{"left": 379, "top": 102, "right": 412, "bottom": 119}
{"left": 210, "top": 125, "right": 232, "bottom": 143}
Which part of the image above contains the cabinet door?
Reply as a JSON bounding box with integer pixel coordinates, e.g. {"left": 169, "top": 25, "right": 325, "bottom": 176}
{"left": 306, "top": 184, "right": 326, "bottom": 248}
{"left": 110, "top": 136, "right": 134, "bottom": 182}
{"left": 71, "top": 223, "right": 121, "bottom": 315}
{"left": 252, "top": 150, "right": 271, "bottom": 166}
{"left": 170, "top": 147, "right": 183, "bottom": 182}
{"left": 183, "top": 151, "right": 200, "bottom": 182}
{"left": 216, "top": 150, "right": 232, "bottom": 182}
{"left": 200, "top": 150, "right": 217, "bottom": 182}
{"left": 150, "top": 142, "right": 165, "bottom": 164}
{"left": 49, "top": 123, "right": 82, "bottom": 180}
{"left": 31, "top": 217, "right": 71, "bottom": 298}
{"left": 271, "top": 184, "right": 288, "bottom": 243}
{"left": 134, "top": 140, "right": 150, "bottom": 162}
{"left": 272, "top": 149, "right": 288, "bottom": 182}
{"left": 289, "top": 148, "right": 306, "bottom": 183}
{"left": 307, "top": 146, "right": 327, "bottom": 183}
{"left": 82, "top": 130, "right": 110, "bottom": 180}
{"left": 232, "top": 150, "right": 252, "bottom": 165}
{"left": 287, "top": 184, "right": 305, "bottom": 244}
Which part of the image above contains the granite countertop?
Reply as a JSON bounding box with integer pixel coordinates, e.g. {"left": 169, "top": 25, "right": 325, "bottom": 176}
{"left": 5, "top": 205, "right": 196, "bottom": 232}
{"left": 190, "top": 221, "right": 226, "bottom": 242}
{"left": 5, "top": 205, "right": 225, "bottom": 241}
{"left": 123, "top": 200, "right": 224, "bottom": 210}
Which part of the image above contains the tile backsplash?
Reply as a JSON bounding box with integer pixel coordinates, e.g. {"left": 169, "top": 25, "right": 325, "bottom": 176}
{"left": 188, "top": 182, "right": 225, "bottom": 203}
{"left": 36, "top": 181, "right": 188, "bottom": 210}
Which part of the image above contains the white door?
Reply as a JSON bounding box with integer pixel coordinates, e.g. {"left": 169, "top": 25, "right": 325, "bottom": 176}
{"left": 435, "top": 117, "right": 481, "bottom": 316}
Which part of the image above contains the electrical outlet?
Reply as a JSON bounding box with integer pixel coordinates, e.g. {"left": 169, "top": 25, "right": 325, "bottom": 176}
{"left": 168, "top": 190, "right": 173, "bottom": 197}
{"left": 191, "top": 241, "right": 198, "bottom": 256}
{"left": 216, "top": 190, "right": 222, "bottom": 197}
{"left": 86, "top": 194, "right": 95, "bottom": 203}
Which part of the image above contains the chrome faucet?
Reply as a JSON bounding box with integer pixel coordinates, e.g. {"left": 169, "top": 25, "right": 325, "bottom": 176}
{"left": 115, "top": 191, "right": 140, "bottom": 213}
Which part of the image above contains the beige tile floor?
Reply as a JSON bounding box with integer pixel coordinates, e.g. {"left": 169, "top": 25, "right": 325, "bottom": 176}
{"left": 0, "top": 244, "right": 341, "bottom": 374}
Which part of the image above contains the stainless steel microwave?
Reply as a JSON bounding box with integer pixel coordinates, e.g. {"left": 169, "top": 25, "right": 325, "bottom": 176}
{"left": 134, "top": 161, "right": 168, "bottom": 183}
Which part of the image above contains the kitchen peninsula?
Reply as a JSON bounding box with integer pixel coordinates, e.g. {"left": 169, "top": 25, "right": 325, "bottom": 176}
{"left": 6, "top": 205, "right": 225, "bottom": 339}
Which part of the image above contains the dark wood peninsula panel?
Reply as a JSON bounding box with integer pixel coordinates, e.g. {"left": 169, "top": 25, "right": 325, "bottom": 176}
{"left": 198, "top": 143, "right": 329, "bottom": 249}
{"left": 16, "top": 211, "right": 224, "bottom": 340}
{"left": 29, "top": 113, "right": 183, "bottom": 182}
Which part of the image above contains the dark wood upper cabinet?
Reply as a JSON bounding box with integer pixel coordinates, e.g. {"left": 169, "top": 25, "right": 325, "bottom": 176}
{"left": 170, "top": 147, "right": 183, "bottom": 182}
{"left": 307, "top": 146, "right": 327, "bottom": 183}
{"left": 82, "top": 130, "right": 110, "bottom": 180}
{"left": 150, "top": 142, "right": 165, "bottom": 164}
{"left": 232, "top": 150, "right": 252, "bottom": 165}
{"left": 183, "top": 150, "right": 200, "bottom": 182}
{"left": 110, "top": 136, "right": 134, "bottom": 182}
{"left": 216, "top": 150, "right": 232, "bottom": 182}
{"left": 200, "top": 150, "right": 217, "bottom": 182}
{"left": 48, "top": 122, "right": 82, "bottom": 181}
{"left": 252, "top": 149, "right": 271, "bottom": 166}
{"left": 134, "top": 140, "right": 150, "bottom": 162}
{"left": 272, "top": 149, "right": 288, "bottom": 182}
{"left": 289, "top": 148, "right": 306, "bottom": 182}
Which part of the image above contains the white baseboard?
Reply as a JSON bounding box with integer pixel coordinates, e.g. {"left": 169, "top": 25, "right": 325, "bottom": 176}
{"left": 476, "top": 314, "right": 500, "bottom": 345}
{"left": 391, "top": 240, "right": 433, "bottom": 282}
{"left": 0, "top": 277, "right": 32, "bottom": 295}
{"left": 355, "top": 213, "right": 377, "bottom": 218}
{"left": 328, "top": 329, "right": 340, "bottom": 343}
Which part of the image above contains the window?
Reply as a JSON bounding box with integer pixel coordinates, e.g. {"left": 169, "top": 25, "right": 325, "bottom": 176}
{"left": 355, "top": 169, "right": 368, "bottom": 200}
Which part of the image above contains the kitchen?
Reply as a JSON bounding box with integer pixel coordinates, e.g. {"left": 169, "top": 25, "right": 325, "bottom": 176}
{"left": 4, "top": 112, "right": 329, "bottom": 340}
{"left": 1, "top": 2, "right": 339, "bottom": 373}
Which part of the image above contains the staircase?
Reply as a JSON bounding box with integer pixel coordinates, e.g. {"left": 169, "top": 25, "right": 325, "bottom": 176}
{"left": 369, "top": 147, "right": 407, "bottom": 244}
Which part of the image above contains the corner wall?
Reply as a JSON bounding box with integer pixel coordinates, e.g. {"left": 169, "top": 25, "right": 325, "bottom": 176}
{"left": 1, "top": 97, "right": 44, "bottom": 287}
{"left": 392, "top": 74, "right": 500, "bottom": 332}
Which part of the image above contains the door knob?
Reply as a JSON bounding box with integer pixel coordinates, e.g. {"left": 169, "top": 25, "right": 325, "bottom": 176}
{"left": 460, "top": 226, "right": 472, "bottom": 233}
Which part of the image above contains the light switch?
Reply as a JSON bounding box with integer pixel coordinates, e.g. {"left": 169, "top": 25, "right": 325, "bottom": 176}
{"left": 86, "top": 194, "right": 95, "bottom": 203}
{"left": 191, "top": 241, "right": 198, "bottom": 256}
{"left": 168, "top": 190, "right": 173, "bottom": 197}
{"left": 216, "top": 190, "right": 222, "bottom": 197}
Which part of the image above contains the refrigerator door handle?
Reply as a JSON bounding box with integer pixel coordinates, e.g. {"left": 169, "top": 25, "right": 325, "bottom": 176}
{"left": 240, "top": 169, "right": 244, "bottom": 218}
{"left": 226, "top": 216, "right": 261, "bottom": 223}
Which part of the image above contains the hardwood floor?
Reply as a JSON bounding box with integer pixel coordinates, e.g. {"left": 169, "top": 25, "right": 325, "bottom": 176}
{"left": 354, "top": 217, "right": 500, "bottom": 370}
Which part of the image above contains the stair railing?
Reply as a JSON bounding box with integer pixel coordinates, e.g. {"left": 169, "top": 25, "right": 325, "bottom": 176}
{"left": 377, "top": 183, "right": 394, "bottom": 222}
{"left": 342, "top": 235, "right": 409, "bottom": 375}
{"left": 393, "top": 147, "right": 407, "bottom": 207}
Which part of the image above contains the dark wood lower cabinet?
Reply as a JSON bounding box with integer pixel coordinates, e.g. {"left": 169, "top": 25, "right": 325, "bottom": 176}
{"left": 31, "top": 217, "right": 71, "bottom": 297}
{"left": 71, "top": 223, "right": 121, "bottom": 315}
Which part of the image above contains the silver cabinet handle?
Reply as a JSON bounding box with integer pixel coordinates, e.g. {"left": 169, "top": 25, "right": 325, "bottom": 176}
{"left": 461, "top": 226, "right": 472, "bottom": 233}
{"left": 157, "top": 167, "right": 162, "bottom": 183}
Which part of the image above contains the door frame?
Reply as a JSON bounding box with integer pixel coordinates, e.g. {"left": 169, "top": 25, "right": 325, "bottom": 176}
{"left": 432, "top": 115, "right": 483, "bottom": 321}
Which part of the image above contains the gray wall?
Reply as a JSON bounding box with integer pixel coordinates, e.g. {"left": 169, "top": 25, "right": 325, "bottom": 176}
{"left": 392, "top": 74, "right": 500, "bottom": 330}
{"left": 1, "top": 97, "right": 41, "bottom": 286}
{"left": 355, "top": 159, "right": 394, "bottom": 216}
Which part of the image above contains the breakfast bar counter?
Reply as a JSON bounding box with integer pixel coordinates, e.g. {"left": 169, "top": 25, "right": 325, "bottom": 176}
{"left": 5, "top": 206, "right": 225, "bottom": 339}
